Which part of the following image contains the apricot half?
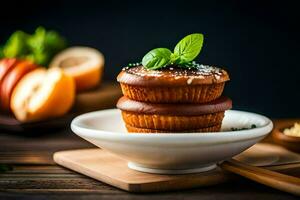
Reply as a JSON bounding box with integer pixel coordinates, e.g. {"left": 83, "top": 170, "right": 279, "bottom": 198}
{"left": 50, "top": 47, "right": 104, "bottom": 92}
{"left": 11, "top": 67, "right": 75, "bottom": 122}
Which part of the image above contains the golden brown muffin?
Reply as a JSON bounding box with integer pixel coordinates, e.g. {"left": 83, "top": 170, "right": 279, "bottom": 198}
{"left": 117, "top": 65, "right": 229, "bottom": 103}
{"left": 117, "top": 96, "right": 232, "bottom": 132}
{"left": 125, "top": 124, "right": 222, "bottom": 133}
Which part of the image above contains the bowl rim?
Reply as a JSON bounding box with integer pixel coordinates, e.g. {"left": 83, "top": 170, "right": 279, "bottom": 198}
{"left": 71, "top": 109, "right": 273, "bottom": 145}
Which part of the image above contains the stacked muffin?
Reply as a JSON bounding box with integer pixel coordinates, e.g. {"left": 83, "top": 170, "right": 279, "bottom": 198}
{"left": 116, "top": 64, "right": 232, "bottom": 133}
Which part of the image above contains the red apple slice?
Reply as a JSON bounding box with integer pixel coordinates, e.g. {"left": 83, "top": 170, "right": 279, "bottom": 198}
{"left": 0, "top": 58, "right": 18, "bottom": 83}
{"left": 0, "top": 60, "right": 37, "bottom": 111}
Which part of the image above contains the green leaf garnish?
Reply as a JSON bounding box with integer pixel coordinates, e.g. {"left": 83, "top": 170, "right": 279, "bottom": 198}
{"left": 26, "top": 26, "right": 67, "bottom": 65}
{"left": 142, "top": 33, "right": 204, "bottom": 70}
{"left": 3, "top": 31, "right": 29, "bottom": 58}
{"left": 0, "top": 45, "right": 4, "bottom": 58}
{"left": 1, "top": 27, "right": 66, "bottom": 66}
{"left": 174, "top": 33, "right": 204, "bottom": 64}
{"left": 142, "top": 48, "right": 172, "bottom": 69}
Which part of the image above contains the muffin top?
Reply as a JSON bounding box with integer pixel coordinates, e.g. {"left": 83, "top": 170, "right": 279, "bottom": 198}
{"left": 117, "top": 96, "right": 232, "bottom": 115}
{"left": 117, "top": 64, "right": 229, "bottom": 87}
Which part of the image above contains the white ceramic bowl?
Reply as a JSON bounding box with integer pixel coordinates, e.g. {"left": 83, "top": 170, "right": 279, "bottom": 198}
{"left": 71, "top": 109, "right": 273, "bottom": 174}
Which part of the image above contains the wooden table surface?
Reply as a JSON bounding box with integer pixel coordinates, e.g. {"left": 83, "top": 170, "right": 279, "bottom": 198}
{"left": 0, "top": 120, "right": 299, "bottom": 200}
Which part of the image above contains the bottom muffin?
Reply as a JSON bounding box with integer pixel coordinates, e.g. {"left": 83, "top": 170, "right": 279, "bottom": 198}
{"left": 117, "top": 96, "right": 232, "bottom": 133}
{"left": 125, "top": 124, "right": 222, "bottom": 133}
{"left": 121, "top": 111, "right": 224, "bottom": 131}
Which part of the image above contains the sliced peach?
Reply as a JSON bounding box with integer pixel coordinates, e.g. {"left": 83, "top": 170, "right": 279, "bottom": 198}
{"left": 50, "top": 47, "right": 105, "bottom": 92}
{"left": 0, "top": 60, "right": 37, "bottom": 111}
{"left": 11, "top": 67, "right": 75, "bottom": 122}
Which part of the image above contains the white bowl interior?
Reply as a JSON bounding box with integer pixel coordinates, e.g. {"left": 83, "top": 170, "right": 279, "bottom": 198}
{"left": 73, "top": 109, "right": 271, "bottom": 134}
{"left": 76, "top": 109, "right": 127, "bottom": 132}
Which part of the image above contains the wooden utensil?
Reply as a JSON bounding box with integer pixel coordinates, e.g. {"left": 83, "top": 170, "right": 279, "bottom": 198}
{"left": 219, "top": 159, "right": 300, "bottom": 196}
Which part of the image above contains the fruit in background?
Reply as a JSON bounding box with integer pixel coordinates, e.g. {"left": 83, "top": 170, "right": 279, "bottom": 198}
{"left": 0, "top": 27, "right": 66, "bottom": 66}
{"left": 0, "top": 58, "right": 18, "bottom": 83}
{"left": 0, "top": 60, "right": 37, "bottom": 111}
{"left": 11, "top": 67, "right": 75, "bottom": 122}
{"left": 50, "top": 47, "right": 104, "bottom": 92}
{"left": 0, "top": 59, "right": 18, "bottom": 110}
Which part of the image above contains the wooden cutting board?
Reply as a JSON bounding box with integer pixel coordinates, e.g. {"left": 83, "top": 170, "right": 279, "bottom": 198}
{"left": 53, "top": 143, "right": 300, "bottom": 193}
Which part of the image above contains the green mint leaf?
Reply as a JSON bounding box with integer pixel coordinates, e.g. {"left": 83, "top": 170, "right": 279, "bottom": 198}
{"left": 174, "top": 33, "right": 204, "bottom": 64}
{"left": 142, "top": 48, "right": 172, "bottom": 69}
{"left": 26, "top": 27, "right": 67, "bottom": 65}
{"left": 0, "top": 45, "right": 4, "bottom": 58}
{"left": 170, "top": 53, "right": 180, "bottom": 64}
{"left": 3, "top": 31, "right": 29, "bottom": 58}
{"left": 140, "top": 33, "right": 204, "bottom": 70}
{"left": 2, "top": 27, "right": 67, "bottom": 66}
{"left": 45, "top": 31, "right": 67, "bottom": 52}
{"left": 27, "top": 26, "right": 47, "bottom": 53}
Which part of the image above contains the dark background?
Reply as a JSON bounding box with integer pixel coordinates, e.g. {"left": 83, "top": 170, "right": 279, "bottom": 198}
{"left": 1, "top": 0, "right": 299, "bottom": 118}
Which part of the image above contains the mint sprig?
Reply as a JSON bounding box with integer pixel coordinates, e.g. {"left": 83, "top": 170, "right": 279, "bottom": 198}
{"left": 142, "top": 33, "right": 204, "bottom": 70}
{"left": 174, "top": 33, "right": 204, "bottom": 64}
{"left": 142, "top": 48, "right": 172, "bottom": 70}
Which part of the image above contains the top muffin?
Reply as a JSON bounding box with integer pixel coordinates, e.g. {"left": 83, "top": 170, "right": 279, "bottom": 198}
{"left": 117, "top": 64, "right": 229, "bottom": 103}
{"left": 118, "top": 64, "right": 229, "bottom": 87}
{"left": 117, "top": 33, "right": 230, "bottom": 103}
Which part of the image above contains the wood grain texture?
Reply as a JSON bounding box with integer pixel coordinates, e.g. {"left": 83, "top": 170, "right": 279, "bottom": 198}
{"left": 235, "top": 143, "right": 300, "bottom": 166}
{"left": 220, "top": 159, "right": 300, "bottom": 196}
{"left": 53, "top": 144, "right": 300, "bottom": 193}
{"left": 0, "top": 119, "right": 300, "bottom": 199}
{"left": 53, "top": 149, "right": 229, "bottom": 192}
